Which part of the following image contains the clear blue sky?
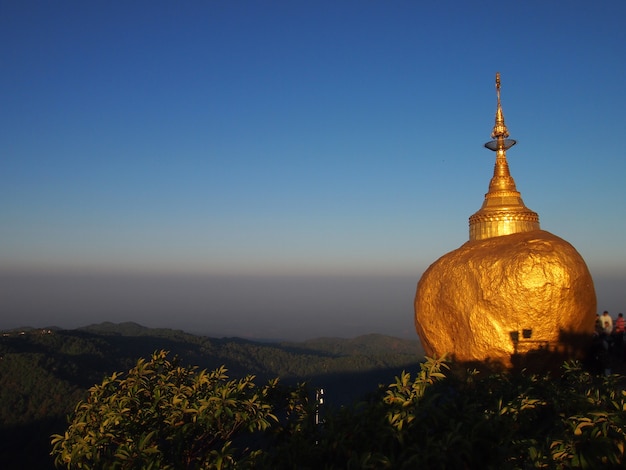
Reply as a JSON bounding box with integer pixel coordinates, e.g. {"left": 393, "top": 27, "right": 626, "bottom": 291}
{"left": 1, "top": 1, "right": 625, "bottom": 340}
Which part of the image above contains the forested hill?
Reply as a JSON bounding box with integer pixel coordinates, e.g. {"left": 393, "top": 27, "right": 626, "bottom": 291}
{"left": 75, "top": 321, "right": 425, "bottom": 381}
{"left": 0, "top": 322, "right": 424, "bottom": 470}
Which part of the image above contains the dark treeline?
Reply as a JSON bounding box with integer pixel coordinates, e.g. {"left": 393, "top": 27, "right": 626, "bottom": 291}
{"left": 0, "top": 322, "right": 423, "bottom": 469}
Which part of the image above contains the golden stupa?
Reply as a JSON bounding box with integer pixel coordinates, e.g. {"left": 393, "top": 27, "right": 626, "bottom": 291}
{"left": 414, "top": 74, "right": 596, "bottom": 369}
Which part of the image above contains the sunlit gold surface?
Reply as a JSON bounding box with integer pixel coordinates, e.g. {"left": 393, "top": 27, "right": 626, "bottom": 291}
{"left": 414, "top": 230, "right": 596, "bottom": 367}
{"left": 414, "top": 73, "right": 596, "bottom": 368}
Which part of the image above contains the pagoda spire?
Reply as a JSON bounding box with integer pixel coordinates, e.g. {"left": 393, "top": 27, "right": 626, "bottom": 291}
{"left": 468, "top": 73, "right": 540, "bottom": 241}
{"left": 491, "top": 72, "right": 509, "bottom": 139}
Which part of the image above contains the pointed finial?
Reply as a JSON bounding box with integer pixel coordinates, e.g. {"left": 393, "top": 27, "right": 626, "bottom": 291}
{"left": 491, "top": 72, "right": 509, "bottom": 139}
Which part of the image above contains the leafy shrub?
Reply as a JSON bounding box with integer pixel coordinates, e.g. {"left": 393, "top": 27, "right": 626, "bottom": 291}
{"left": 263, "top": 356, "right": 626, "bottom": 469}
{"left": 52, "top": 353, "right": 626, "bottom": 469}
{"left": 51, "top": 350, "right": 280, "bottom": 469}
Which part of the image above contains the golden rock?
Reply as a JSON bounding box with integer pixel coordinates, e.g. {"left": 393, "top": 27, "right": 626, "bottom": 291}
{"left": 414, "top": 74, "right": 597, "bottom": 368}
{"left": 415, "top": 230, "right": 596, "bottom": 367}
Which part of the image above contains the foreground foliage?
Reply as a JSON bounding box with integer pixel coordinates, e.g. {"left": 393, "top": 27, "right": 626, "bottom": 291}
{"left": 51, "top": 351, "right": 283, "bottom": 469}
{"left": 52, "top": 353, "right": 626, "bottom": 469}
{"left": 287, "top": 357, "right": 626, "bottom": 469}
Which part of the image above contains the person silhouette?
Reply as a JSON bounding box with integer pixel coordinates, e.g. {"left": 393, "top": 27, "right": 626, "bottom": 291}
{"left": 601, "top": 311, "right": 613, "bottom": 335}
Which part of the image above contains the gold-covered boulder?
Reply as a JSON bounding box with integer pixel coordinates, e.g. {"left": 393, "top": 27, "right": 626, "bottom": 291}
{"left": 414, "top": 74, "right": 597, "bottom": 369}
{"left": 414, "top": 230, "right": 596, "bottom": 368}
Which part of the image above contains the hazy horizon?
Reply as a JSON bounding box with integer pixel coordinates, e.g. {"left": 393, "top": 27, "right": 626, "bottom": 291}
{"left": 2, "top": 264, "right": 624, "bottom": 342}
{"left": 0, "top": 269, "right": 421, "bottom": 341}
{"left": 1, "top": 2, "right": 624, "bottom": 341}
